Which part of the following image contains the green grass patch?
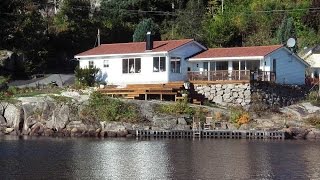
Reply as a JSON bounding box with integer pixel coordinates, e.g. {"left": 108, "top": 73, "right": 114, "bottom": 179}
{"left": 154, "top": 99, "right": 195, "bottom": 116}
{"left": 49, "top": 95, "right": 73, "bottom": 104}
{"left": 80, "top": 92, "right": 142, "bottom": 123}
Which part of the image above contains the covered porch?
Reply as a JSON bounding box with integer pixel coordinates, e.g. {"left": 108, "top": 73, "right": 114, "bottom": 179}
{"left": 187, "top": 59, "right": 276, "bottom": 83}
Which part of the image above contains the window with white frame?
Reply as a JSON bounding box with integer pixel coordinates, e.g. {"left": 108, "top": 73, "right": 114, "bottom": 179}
{"left": 103, "top": 60, "right": 109, "bottom": 68}
{"left": 170, "top": 57, "right": 181, "bottom": 73}
{"left": 153, "top": 57, "right": 166, "bottom": 72}
{"left": 89, "top": 61, "right": 94, "bottom": 68}
{"left": 122, "top": 58, "right": 141, "bottom": 74}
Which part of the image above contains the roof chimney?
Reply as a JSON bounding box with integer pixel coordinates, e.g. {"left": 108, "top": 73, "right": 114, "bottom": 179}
{"left": 146, "top": 32, "right": 153, "bottom": 51}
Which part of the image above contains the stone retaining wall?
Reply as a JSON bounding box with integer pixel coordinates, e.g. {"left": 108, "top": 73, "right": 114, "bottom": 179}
{"left": 251, "top": 82, "right": 307, "bottom": 107}
{"left": 195, "top": 83, "right": 251, "bottom": 106}
{"left": 195, "top": 82, "right": 307, "bottom": 107}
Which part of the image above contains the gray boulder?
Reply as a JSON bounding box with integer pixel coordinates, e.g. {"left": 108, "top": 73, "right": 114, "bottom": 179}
{"left": 0, "top": 103, "right": 22, "bottom": 130}
{"left": 46, "top": 104, "right": 70, "bottom": 130}
{"left": 5, "top": 127, "right": 14, "bottom": 134}
{"left": 30, "top": 122, "right": 45, "bottom": 136}
{"left": 0, "top": 115, "right": 6, "bottom": 126}
{"left": 152, "top": 116, "right": 177, "bottom": 130}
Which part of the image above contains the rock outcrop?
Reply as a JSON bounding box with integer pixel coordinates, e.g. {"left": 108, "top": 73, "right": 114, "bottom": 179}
{"left": 0, "top": 95, "right": 195, "bottom": 138}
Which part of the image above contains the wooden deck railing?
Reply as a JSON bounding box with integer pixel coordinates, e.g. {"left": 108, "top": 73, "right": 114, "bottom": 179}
{"left": 188, "top": 70, "right": 276, "bottom": 82}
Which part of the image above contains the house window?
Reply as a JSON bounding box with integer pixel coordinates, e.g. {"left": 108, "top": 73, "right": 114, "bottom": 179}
{"left": 210, "top": 62, "right": 215, "bottom": 71}
{"left": 203, "top": 62, "right": 208, "bottom": 71}
{"left": 273, "top": 59, "right": 276, "bottom": 72}
{"left": 103, "top": 60, "right": 109, "bottom": 68}
{"left": 89, "top": 61, "right": 94, "bottom": 68}
{"left": 216, "top": 61, "right": 228, "bottom": 70}
{"left": 153, "top": 57, "right": 166, "bottom": 72}
{"left": 171, "top": 57, "right": 181, "bottom": 73}
{"left": 246, "top": 60, "right": 260, "bottom": 71}
{"left": 122, "top": 58, "right": 141, "bottom": 74}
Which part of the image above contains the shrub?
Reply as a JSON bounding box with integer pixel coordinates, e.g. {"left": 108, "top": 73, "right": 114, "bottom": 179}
{"left": 237, "top": 112, "right": 250, "bottom": 125}
{"left": 307, "top": 91, "right": 320, "bottom": 107}
{"left": 154, "top": 99, "right": 195, "bottom": 116}
{"left": 306, "top": 115, "right": 320, "bottom": 128}
{"left": 81, "top": 92, "right": 142, "bottom": 122}
{"left": 203, "top": 100, "right": 218, "bottom": 108}
{"left": 229, "top": 106, "right": 251, "bottom": 126}
{"left": 194, "top": 107, "right": 208, "bottom": 122}
{"left": 74, "top": 66, "right": 99, "bottom": 87}
{"left": 249, "top": 92, "right": 280, "bottom": 116}
{"left": 214, "top": 111, "right": 223, "bottom": 121}
{"left": 0, "top": 76, "right": 8, "bottom": 85}
{"left": 49, "top": 95, "right": 72, "bottom": 104}
{"left": 0, "top": 76, "right": 9, "bottom": 91}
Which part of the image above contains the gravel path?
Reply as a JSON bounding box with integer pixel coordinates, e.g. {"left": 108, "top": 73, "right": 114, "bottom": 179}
{"left": 8, "top": 74, "right": 75, "bottom": 88}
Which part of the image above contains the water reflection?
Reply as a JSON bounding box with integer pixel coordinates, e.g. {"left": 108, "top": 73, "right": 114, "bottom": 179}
{"left": 1, "top": 136, "right": 320, "bottom": 179}
{"left": 68, "top": 139, "right": 171, "bottom": 179}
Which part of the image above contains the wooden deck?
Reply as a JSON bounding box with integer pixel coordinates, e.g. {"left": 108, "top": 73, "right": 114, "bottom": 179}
{"left": 98, "top": 82, "right": 185, "bottom": 100}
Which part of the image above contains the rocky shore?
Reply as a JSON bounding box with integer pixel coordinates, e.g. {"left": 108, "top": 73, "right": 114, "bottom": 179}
{"left": 1, "top": 92, "right": 320, "bottom": 140}
{"left": 0, "top": 94, "right": 193, "bottom": 138}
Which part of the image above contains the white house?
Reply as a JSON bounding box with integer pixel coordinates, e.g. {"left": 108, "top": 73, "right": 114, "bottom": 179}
{"left": 188, "top": 45, "right": 309, "bottom": 85}
{"left": 75, "top": 35, "right": 309, "bottom": 86}
{"left": 75, "top": 35, "right": 206, "bottom": 86}
{"left": 300, "top": 45, "right": 320, "bottom": 78}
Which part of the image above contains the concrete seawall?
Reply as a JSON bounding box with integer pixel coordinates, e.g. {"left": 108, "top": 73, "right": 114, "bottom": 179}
{"left": 136, "top": 130, "right": 285, "bottom": 139}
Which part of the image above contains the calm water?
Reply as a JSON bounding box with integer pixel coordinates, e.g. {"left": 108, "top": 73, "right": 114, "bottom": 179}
{"left": 1, "top": 136, "right": 320, "bottom": 180}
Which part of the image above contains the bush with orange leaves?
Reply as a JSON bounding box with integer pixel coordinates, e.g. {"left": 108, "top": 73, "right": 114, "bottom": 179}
{"left": 237, "top": 112, "right": 250, "bottom": 125}
{"left": 229, "top": 107, "right": 251, "bottom": 126}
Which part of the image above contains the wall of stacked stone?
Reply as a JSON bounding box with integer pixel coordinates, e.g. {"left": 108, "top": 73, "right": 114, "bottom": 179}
{"left": 250, "top": 82, "right": 307, "bottom": 107}
{"left": 195, "top": 82, "right": 307, "bottom": 107}
{"left": 195, "top": 83, "right": 252, "bottom": 106}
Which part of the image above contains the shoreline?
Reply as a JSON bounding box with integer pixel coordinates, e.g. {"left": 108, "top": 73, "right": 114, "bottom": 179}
{"left": 1, "top": 92, "right": 320, "bottom": 141}
{"left": 0, "top": 127, "right": 317, "bottom": 140}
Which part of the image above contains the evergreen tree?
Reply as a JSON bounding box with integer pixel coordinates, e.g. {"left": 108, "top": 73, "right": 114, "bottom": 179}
{"left": 133, "top": 18, "right": 160, "bottom": 42}
{"left": 277, "top": 16, "right": 297, "bottom": 51}
{"left": 175, "top": 0, "right": 206, "bottom": 40}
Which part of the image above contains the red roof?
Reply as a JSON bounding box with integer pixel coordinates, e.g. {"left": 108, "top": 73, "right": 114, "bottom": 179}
{"left": 192, "top": 45, "right": 283, "bottom": 59}
{"left": 76, "top": 39, "right": 194, "bottom": 56}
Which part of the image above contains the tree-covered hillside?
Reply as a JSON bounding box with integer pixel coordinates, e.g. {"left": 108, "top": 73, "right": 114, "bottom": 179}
{"left": 0, "top": 0, "right": 320, "bottom": 76}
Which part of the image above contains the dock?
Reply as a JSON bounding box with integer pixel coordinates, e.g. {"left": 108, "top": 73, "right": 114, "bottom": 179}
{"left": 136, "top": 130, "right": 285, "bottom": 140}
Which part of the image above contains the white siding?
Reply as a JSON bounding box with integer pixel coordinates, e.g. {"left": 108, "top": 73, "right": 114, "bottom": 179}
{"left": 77, "top": 41, "right": 205, "bottom": 85}
{"left": 268, "top": 48, "right": 306, "bottom": 85}
{"left": 79, "top": 54, "right": 169, "bottom": 86}
{"left": 305, "top": 54, "right": 320, "bottom": 68}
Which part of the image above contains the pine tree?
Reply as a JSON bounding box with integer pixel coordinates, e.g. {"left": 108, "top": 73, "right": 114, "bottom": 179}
{"left": 133, "top": 19, "right": 160, "bottom": 42}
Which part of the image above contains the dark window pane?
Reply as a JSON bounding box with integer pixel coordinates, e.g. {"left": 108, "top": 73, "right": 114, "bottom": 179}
{"left": 122, "top": 59, "right": 128, "bottom": 73}
{"left": 216, "top": 61, "right": 228, "bottom": 70}
{"left": 160, "top": 57, "right": 166, "bottom": 71}
{"left": 153, "top": 57, "right": 159, "bottom": 72}
{"left": 171, "top": 61, "right": 175, "bottom": 73}
{"left": 170, "top": 57, "right": 181, "bottom": 73}
{"left": 89, "top": 61, "right": 94, "bottom": 68}
{"left": 135, "top": 58, "right": 141, "bottom": 73}
{"left": 176, "top": 61, "right": 181, "bottom": 73}
{"left": 241, "top": 61, "right": 245, "bottom": 70}
{"left": 210, "top": 62, "right": 215, "bottom": 71}
{"left": 129, "top": 58, "right": 134, "bottom": 73}
{"left": 203, "top": 62, "right": 208, "bottom": 71}
{"left": 232, "top": 61, "right": 239, "bottom": 70}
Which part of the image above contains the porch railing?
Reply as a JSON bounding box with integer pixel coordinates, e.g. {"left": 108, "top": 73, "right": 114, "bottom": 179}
{"left": 187, "top": 70, "right": 276, "bottom": 82}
